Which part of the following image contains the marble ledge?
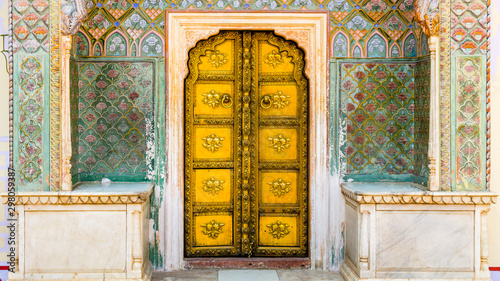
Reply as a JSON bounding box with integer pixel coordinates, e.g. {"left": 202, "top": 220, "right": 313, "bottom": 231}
{"left": 0, "top": 182, "right": 154, "bottom": 205}
{"left": 341, "top": 182, "right": 498, "bottom": 205}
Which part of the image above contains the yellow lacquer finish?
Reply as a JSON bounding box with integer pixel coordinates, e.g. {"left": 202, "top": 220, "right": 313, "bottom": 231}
{"left": 185, "top": 31, "right": 308, "bottom": 257}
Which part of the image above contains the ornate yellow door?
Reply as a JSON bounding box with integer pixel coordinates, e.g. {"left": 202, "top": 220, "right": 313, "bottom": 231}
{"left": 184, "top": 31, "right": 308, "bottom": 257}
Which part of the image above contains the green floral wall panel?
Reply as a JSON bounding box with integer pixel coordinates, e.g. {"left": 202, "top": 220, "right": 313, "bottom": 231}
{"left": 414, "top": 59, "right": 430, "bottom": 180}
{"left": 77, "top": 61, "right": 155, "bottom": 180}
{"left": 452, "top": 56, "right": 486, "bottom": 191}
{"left": 338, "top": 60, "right": 428, "bottom": 182}
{"left": 15, "top": 56, "right": 48, "bottom": 190}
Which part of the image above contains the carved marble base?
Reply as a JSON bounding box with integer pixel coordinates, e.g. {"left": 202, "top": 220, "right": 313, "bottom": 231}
{"left": 2, "top": 182, "right": 154, "bottom": 281}
{"left": 341, "top": 183, "right": 497, "bottom": 281}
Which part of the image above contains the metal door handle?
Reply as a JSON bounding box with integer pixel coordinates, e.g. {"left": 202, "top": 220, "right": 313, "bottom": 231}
{"left": 260, "top": 95, "right": 272, "bottom": 109}
{"left": 221, "top": 94, "right": 233, "bottom": 108}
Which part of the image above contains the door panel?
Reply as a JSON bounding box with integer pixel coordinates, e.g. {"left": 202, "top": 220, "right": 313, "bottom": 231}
{"left": 258, "top": 128, "right": 299, "bottom": 161}
{"left": 194, "top": 126, "right": 233, "bottom": 161}
{"left": 185, "top": 31, "right": 307, "bottom": 257}
{"left": 194, "top": 82, "right": 234, "bottom": 117}
{"left": 259, "top": 83, "right": 299, "bottom": 118}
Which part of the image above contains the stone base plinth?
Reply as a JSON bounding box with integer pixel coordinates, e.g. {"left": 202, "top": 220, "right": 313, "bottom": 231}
{"left": 341, "top": 182, "right": 497, "bottom": 281}
{"left": 2, "top": 182, "right": 154, "bottom": 281}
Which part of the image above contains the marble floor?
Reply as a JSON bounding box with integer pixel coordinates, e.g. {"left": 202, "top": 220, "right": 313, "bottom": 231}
{"left": 152, "top": 269, "right": 344, "bottom": 281}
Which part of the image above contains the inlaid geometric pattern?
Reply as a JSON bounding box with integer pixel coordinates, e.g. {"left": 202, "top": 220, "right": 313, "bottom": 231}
{"left": 12, "top": 0, "right": 49, "bottom": 53}
{"left": 340, "top": 62, "right": 418, "bottom": 175}
{"left": 455, "top": 57, "right": 484, "bottom": 190}
{"left": 76, "top": 0, "right": 426, "bottom": 58}
{"left": 77, "top": 61, "right": 154, "bottom": 179}
{"left": 451, "top": 0, "right": 487, "bottom": 55}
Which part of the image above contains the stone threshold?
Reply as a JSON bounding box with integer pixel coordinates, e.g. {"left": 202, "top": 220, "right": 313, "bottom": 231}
{"left": 185, "top": 257, "right": 310, "bottom": 269}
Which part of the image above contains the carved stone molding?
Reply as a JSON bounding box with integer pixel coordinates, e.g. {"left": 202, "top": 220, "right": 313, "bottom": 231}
{"left": 414, "top": 0, "right": 439, "bottom": 37}
{"left": 341, "top": 184, "right": 497, "bottom": 205}
{"left": 60, "top": 0, "right": 88, "bottom": 35}
{"left": 2, "top": 193, "right": 152, "bottom": 205}
{"left": 1, "top": 183, "right": 154, "bottom": 205}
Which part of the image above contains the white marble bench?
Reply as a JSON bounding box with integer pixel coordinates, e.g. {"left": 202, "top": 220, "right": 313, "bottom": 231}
{"left": 1, "top": 182, "right": 154, "bottom": 281}
{"left": 340, "top": 182, "right": 497, "bottom": 281}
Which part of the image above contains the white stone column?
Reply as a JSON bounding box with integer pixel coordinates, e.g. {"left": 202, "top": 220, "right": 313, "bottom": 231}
{"left": 428, "top": 36, "right": 440, "bottom": 191}
{"left": 60, "top": 35, "right": 72, "bottom": 191}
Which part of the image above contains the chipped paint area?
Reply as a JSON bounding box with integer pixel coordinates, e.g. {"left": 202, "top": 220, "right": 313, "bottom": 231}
{"left": 146, "top": 117, "right": 155, "bottom": 181}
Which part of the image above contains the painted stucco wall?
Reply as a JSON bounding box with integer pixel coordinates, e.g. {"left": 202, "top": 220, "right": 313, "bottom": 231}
{"left": 0, "top": 0, "right": 497, "bottom": 274}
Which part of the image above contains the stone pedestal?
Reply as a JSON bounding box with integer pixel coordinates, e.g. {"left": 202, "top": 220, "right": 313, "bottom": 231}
{"left": 340, "top": 183, "right": 497, "bottom": 281}
{"left": 2, "top": 182, "right": 154, "bottom": 281}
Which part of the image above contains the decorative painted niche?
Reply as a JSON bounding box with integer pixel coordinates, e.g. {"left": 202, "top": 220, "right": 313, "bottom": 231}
{"left": 70, "top": 58, "right": 162, "bottom": 182}
{"left": 337, "top": 58, "right": 430, "bottom": 185}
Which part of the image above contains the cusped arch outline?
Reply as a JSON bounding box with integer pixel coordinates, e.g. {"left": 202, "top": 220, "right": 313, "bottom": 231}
{"left": 331, "top": 31, "right": 349, "bottom": 58}
{"left": 105, "top": 30, "right": 130, "bottom": 56}
{"left": 365, "top": 31, "right": 388, "bottom": 58}
{"left": 93, "top": 42, "right": 103, "bottom": 56}
{"left": 76, "top": 30, "right": 91, "bottom": 56}
{"left": 403, "top": 32, "right": 417, "bottom": 57}
{"left": 139, "top": 30, "right": 165, "bottom": 57}
{"left": 389, "top": 43, "right": 401, "bottom": 58}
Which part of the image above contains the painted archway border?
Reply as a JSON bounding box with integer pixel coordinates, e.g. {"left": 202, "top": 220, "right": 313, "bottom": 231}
{"left": 164, "top": 11, "right": 331, "bottom": 270}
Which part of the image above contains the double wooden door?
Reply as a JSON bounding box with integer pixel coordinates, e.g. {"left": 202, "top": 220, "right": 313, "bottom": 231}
{"left": 184, "top": 31, "right": 308, "bottom": 257}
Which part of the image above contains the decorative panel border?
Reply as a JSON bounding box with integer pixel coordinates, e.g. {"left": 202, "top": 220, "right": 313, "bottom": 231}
{"left": 451, "top": 56, "right": 487, "bottom": 191}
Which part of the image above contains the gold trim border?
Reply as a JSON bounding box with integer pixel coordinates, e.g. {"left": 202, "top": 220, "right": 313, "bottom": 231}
{"left": 50, "top": 0, "right": 61, "bottom": 191}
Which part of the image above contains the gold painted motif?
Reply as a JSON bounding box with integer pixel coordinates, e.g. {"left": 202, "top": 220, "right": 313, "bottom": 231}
{"left": 202, "top": 177, "right": 225, "bottom": 196}
{"left": 202, "top": 134, "right": 224, "bottom": 152}
{"left": 266, "top": 220, "right": 290, "bottom": 239}
{"left": 268, "top": 134, "right": 291, "bottom": 153}
{"left": 202, "top": 90, "right": 223, "bottom": 108}
{"left": 206, "top": 50, "right": 228, "bottom": 68}
{"left": 185, "top": 31, "right": 308, "bottom": 257}
{"left": 201, "top": 220, "right": 225, "bottom": 239}
{"left": 264, "top": 50, "right": 285, "bottom": 68}
{"left": 261, "top": 91, "right": 291, "bottom": 109}
{"left": 268, "top": 178, "right": 291, "bottom": 197}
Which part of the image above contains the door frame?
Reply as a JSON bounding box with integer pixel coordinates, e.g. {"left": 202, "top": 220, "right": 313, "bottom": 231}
{"left": 164, "top": 11, "right": 332, "bottom": 270}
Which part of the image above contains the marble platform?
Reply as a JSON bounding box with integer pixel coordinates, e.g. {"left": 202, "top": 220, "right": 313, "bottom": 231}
{"left": 340, "top": 182, "right": 497, "bottom": 281}
{"left": 1, "top": 182, "right": 154, "bottom": 281}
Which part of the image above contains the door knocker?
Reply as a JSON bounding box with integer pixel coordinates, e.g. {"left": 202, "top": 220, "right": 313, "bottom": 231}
{"left": 260, "top": 95, "right": 272, "bottom": 109}
{"left": 221, "top": 93, "right": 233, "bottom": 108}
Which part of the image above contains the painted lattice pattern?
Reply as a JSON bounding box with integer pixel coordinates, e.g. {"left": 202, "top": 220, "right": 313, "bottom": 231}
{"left": 18, "top": 57, "right": 44, "bottom": 185}
{"left": 77, "top": 61, "right": 154, "bottom": 179}
{"left": 450, "top": 0, "right": 487, "bottom": 55}
{"left": 455, "top": 57, "right": 483, "bottom": 190}
{"left": 75, "top": 0, "right": 427, "bottom": 58}
{"left": 414, "top": 59, "right": 430, "bottom": 180}
{"left": 340, "top": 62, "right": 419, "bottom": 175}
{"left": 12, "top": 0, "right": 49, "bottom": 53}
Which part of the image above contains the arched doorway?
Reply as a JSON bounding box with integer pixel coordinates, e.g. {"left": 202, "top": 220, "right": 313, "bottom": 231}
{"left": 184, "top": 31, "right": 309, "bottom": 257}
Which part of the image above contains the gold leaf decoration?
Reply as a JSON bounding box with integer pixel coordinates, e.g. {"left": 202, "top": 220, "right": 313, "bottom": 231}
{"left": 264, "top": 50, "right": 285, "bottom": 68}
{"left": 207, "top": 50, "right": 228, "bottom": 68}
{"left": 268, "top": 178, "right": 291, "bottom": 197}
{"left": 202, "top": 134, "right": 224, "bottom": 152}
{"left": 268, "top": 134, "right": 290, "bottom": 153}
{"left": 202, "top": 177, "right": 225, "bottom": 196}
{"left": 201, "top": 220, "right": 225, "bottom": 239}
{"left": 266, "top": 220, "right": 290, "bottom": 239}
